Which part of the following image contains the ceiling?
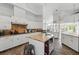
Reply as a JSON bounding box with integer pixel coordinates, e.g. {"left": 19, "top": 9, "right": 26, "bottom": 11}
{"left": 12, "top": 3, "right": 79, "bottom": 16}
{"left": 43, "top": 3, "right": 79, "bottom": 23}
{"left": 12, "top": 3, "right": 79, "bottom": 22}
{"left": 43, "top": 3, "right": 76, "bottom": 16}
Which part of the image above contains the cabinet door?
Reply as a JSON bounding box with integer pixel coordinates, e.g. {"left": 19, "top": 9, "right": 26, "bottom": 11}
{"left": 21, "top": 35, "right": 29, "bottom": 43}
{"left": 0, "top": 4, "right": 13, "bottom": 16}
{"left": 29, "top": 38, "right": 44, "bottom": 55}
{"left": 66, "top": 35, "right": 78, "bottom": 52}
{"left": 72, "top": 37, "right": 78, "bottom": 52}
{"left": 0, "top": 15, "right": 11, "bottom": 30}
{"left": 17, "top": 35, "right": 29, "bottom": 44}
{"left": 61, "top": 34, "right": 65, "bottom": 43}
{"left": 5, "top": 36, "right": 14, "bottom": 49}
{"left": 14, "top": 6, "right": 26, "bottom": 18}
{"left": 12, "top": 35, "right": 20, "bottom": 46}
{"left": 61, "top": 34, "right": 72, "bottom": 48}
{"left": 62, "top": 34, "right": 79, "bottom": 52}
{"left": 12, "top": 35, "right": 29, "bottom": 47}
{"left": 0, "top": 37, "right": 8, "bottom": 51}
{"left": 64, "top": 35, "right": 72, "bottom": 48}
{"left": 0, "top": 37, "right": 12, "bottom": 52}
{"left": 61, "top": 34, "right": 68, "bottom": 45}
{"left": 13, "top": 6, "right": 26, "bottom": 24}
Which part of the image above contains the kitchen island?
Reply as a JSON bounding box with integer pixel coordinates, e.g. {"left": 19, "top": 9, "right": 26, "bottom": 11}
{"left": 28, "top": 32, "right": 54, "bottom": 55}
{"left": 0, "top": 32, "right": 54, "bottom": 55}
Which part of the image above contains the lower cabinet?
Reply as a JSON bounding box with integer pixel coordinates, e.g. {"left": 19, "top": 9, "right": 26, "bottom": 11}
{"left": 0, "top": 36, "right": 13, "bottom": 52}
{"left": 0, "top": 34, "right": 29, "bottom": 52}
{"left": 11, "top": 35, "right": 29, "bottom": 48}
{"left": 72, "top": 36, "right": 79, "bottom": 52}
{"left": 0, "top": 34, "right": 54, "bottom": 55}
{"left": 29, "top": 38, "right": 44, "bottom": 55}
{"left": 0, "top": 15, "right": 11, "bottom": 30}
{"left": 61, "top": 34, "right": 79, "bottom": 52}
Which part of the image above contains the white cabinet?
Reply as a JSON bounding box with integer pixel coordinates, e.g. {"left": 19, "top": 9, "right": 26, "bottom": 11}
{"left": 61, "top": 34, "right": 79, "bottom": 52}
{"left": 0, "top": 4, "right": 13, "bottom": 16}
{"left": 29, "top": 38, "right": 44, "bottom": 55}
{"left": 0, "top": 36, "right": 12, "bottom": 51}
{"left": 62, "top": 34, "right": 72, "bottom": 47}
{"left": 17, "top": 34, "right": 29, "bottom": 44}
{"left": 11, "top": 34, "right": 29, "bottom": 47}
{"left": 0, "top": 15, "right": 11, "bottom": 30}
{"left": 14, "top": 6, "right": 26, "bottom": 19}
{"left": 13, "top": 6, "right": 26, "bottom": 24}
{"left": 72, "top": 36, "right": 79, "bottom": 51}
{"left": 0, "top": 34, "right": 29, "bottom": 52}
{"left": 12, "top": 35, "right": 20, "bottom": 46}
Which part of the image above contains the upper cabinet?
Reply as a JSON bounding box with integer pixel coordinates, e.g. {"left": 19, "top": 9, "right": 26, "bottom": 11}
{"left": 0, "top": 4, "right": 13, "bottom": 30}
{"left": 0, "top": 3, "right": 14, "bottom": 17}
{"left": 12, "top": 5, "right": 43, "bottom": 29}
{"left": 14, "top": 6, "right": 26, "bottom": 19}
{"left": 12, "top": 6, "right": 26, "bottom": 24}
{"left": 0, "top": 3, "right": 43, "bottom": 30}
{"left": 0, "top": 15, "right": 11, "bottom": 30}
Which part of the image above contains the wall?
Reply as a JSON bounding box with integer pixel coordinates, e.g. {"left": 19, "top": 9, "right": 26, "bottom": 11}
{"left": 11, "top": 24, "right": 27, "bottom": 33}
{"left": 27, "top": 21, "right": 43, "bottom": 29}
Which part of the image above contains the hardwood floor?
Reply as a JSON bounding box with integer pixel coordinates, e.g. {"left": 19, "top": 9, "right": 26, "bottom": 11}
{"left": 51, "top": 38, "right": 79, "bottom": 55}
